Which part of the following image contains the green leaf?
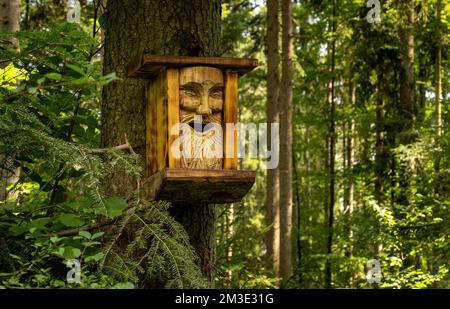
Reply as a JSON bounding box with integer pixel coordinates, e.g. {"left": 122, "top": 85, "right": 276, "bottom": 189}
{"left": 85, "top": 251, "right": 104, "bottom": 262}
{"left": 99, "top": 72, "right": 120, "bottom": 85}
{"left": 45, "top": 72, "right": 62, "bottom": 80}
{"left": 61, "top": 246, "right": 81, "bottom": 259}
{"left": 78, "top": 230, "right": 91, "bottom": 239}
{"left": 37, "top": 77, "right": 46, "bottom": 84}
{"left": 91, "top": 232, "right": 104, "bottom": 240}
{"left": 66, "top": 64, "right": 86, "bottom": 76}
{"left": 28, "top": 87, "right": 37, "bottom": 94}
{"left": 105, "top": 197, "right": 128, "bottom": 218}
{"left": 58, "top": 214, "right": 85, "bottom": 227}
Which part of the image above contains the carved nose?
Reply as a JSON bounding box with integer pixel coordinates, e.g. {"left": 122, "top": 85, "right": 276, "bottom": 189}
{"left": 197, "top": 96, "right": 212, "bottom": 115}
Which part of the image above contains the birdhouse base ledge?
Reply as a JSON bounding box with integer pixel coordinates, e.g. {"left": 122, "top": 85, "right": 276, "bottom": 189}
{"left": 145, "top": 168, "right": 256, "bottom": 204}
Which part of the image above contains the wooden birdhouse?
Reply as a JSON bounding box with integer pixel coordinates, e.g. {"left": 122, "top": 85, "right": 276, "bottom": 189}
{"left": 127, "top": 54, "right": 258, "bottom": 203}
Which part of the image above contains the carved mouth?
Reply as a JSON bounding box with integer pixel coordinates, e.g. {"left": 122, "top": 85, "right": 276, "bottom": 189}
{"left": 189, "top": 121, "right": 208, "bottom": 133}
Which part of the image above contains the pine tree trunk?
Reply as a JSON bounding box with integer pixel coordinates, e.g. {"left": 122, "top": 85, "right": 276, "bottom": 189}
{"left": 344, "top": 80, "right": 355, "bottom": 286}
{"left": 0, "top": 0, "right": 20, "bottom": 202}
{"left": 0, "top": 0, "right": 20, "bottom": 32}
{"left": 434, "top": 0, "right": 442, "bottom": 173}
{"left": 325, "top": 0, "right": 336, "bottom": 289}
{"left": 102, "top": 0, "right": 221, "bottom": 286}
{"left": 396, "top": 0, "right": 416, "bottom": 213}
{"left": 375, "top": 72, "right": 386, "bottom": 260}
{"left": 399, "top": 0, "right": 416, "bottom": 143}
{"left": 265, "top": 0, "right": 281, "bottom": 278}
{"left": 279, "top": 0, "right": 294, "bottom": 279}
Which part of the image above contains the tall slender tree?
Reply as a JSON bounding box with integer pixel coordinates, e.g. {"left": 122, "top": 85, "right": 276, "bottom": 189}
{"left": 265, "top": 0, "right": 281, "bottom": 278}
{"left": 325, "top": 0, "right": 336, "bottom": 289}
{"left": 434, "top": 0, "right": 442, "bottom": 172}
{"left": 399, "top": 0, "right": 416, "bottom": 143}
{"left": 0, "top": 0, "right": 20, "bottom": 202}
{"left": 279, "top": 0, "right": 294, "bottom": 279}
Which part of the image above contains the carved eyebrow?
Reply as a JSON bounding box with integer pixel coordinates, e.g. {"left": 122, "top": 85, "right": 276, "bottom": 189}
{"left": 209, "top": 85, "right": 224, "bottom": 92}
{"left": 180, "top": 82, "right": 203, "bottom": 92}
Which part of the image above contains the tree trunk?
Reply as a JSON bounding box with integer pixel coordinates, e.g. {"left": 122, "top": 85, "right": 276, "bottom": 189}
{"left": 225, "top": 203, "right": 234, "bottom": 287}
{"left": 279, "top": 0, "right": 294, "bottom": 280}
{"left": 325, "top": 0, "right": 336, "bottom": 289}
{"left": 265, "top": 0, "right": 281, "bottom": 278}
{"left": 396, "top": 0, "right": 416, "bottom": 212}
{"left": 293, "top": 151, "right": 302, "bottom": 281}
{"left": 399, "top": 0, "right": 416, "bottom": 144}
{"left": 102, "top": 0, "right": 221, "bottom": 286}
{"left": 375, "top": 72, "right": 386, "bottom": 260}
{"left": 434, "top": 0, "right": 442, "bottom": 173}
{"left": 0, "top": 0, "right": 20, "bottom": 203}
{"left": 170, "top": 203, "right": 216, "bottom": 286}
{"left": 344, "top": 80, "right": 355, "bottom": 287}
{"left": 0, "top": 0, "right": 20, "bottom": 33}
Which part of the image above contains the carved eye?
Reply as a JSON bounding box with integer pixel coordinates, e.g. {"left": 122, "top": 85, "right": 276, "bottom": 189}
{"left": 210, "top": 88, "right": 223, "bottom": 100}
{"left": 183, "top": 89, "right": 197, "bottom": 98}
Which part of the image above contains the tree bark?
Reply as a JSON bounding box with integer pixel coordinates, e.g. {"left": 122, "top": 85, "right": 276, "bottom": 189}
{"left": 399, "top": 0, "right": 416, "bottom": 144}
{"left": 0, "top": 0, "right": 20, "bottom": 203}
{"left": 325, "top": 0, "right": 336, "bottom": 289}
{"left": 375, "top": 72, "right": 386, "bottom": 260}
{"left": 344, "top": 79, "right": 355, "bottom": 287}
{"left": 434, "top": 0, "right": 442, "bottom": 173}
{"left": 102, "top": 0, "right": 221, "bottom": 286}
{"left": 0, "top": 0, "right": 20, "bottom": 33}
{"left": 279, "top": 0, "right": 294, "bottom": 280}
{"left": 170, "top": 203, "right": 216, "bottom": 286}
{"left": 396, "top": 0, "right": 416, "bottom": 213}
{"left": 265, "top": 0, "right": 280, "bottom": 278}
{"left": 225, "top": 203, "right": 234, "bottom": 287}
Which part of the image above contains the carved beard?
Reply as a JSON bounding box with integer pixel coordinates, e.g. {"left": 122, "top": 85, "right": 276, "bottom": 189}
{"left": 180, "top": 115, "right": 223, "bottom": 170}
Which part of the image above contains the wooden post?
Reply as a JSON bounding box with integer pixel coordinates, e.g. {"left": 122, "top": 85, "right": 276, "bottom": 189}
{"left": 224, "top": 70, "right": 238, "bottom": 169}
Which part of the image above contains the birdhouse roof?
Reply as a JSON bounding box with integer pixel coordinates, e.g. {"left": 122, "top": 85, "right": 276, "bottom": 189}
{"left": 127, "top": 54, "right": 258, "bottom": 79}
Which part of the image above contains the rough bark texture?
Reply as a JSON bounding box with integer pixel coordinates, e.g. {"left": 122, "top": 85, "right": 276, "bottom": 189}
{"left": 102, "top": 0, "right": 221, "bottom": 286}
{"left": 0, "top": 0, "right": 20, "bottom": 32}
{"left": 170, "top": 202, "right": 216, "bottom": 285}
{"left": 396, "top": 0, "right": 416, "bottom": 214}
{"left": 399, "top": 0, "right": 416, "bottom": 143}
{"left": 265, "top": 0, "right": 280, "bottom": 278}
{"left": 279, "top": 0, "right": 294, "bottom": 279}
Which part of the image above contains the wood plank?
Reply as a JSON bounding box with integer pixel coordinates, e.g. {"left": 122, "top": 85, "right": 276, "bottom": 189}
{"left": 156, "top": 70, "right": 168, "bottom": 172}
{"left": 127, "top": 54, "right": 258, "bottom": 79}
{"left": 223, "top": 70, "right": 238, "bottom": 169}
{"left": 167, "top": 68, "right": 180, "bottom": 168}
{"left": 164, "top": 168, "right": 255, "bottom": 182}
{"left": 146, "top": 168, "right": 256, "bottom": 203}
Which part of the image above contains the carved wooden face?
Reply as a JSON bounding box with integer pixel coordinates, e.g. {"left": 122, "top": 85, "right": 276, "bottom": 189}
{"left": 179, "top": 67, "right": 224, "bottom": 169}
{"left": 179, "top": 66, "right": 224, "bottom": 124}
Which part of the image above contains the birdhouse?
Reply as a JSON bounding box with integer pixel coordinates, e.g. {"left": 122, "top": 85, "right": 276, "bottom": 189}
{"left": 127, "top": 54, "right": 258, "bottom": 203}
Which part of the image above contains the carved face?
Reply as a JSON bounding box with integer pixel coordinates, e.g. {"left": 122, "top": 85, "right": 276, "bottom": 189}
{"left": 179, "top": 67, "right": 224, "bottom": 169}
{"left": 179, "top": 66, "right": 224, "bottom": 124}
